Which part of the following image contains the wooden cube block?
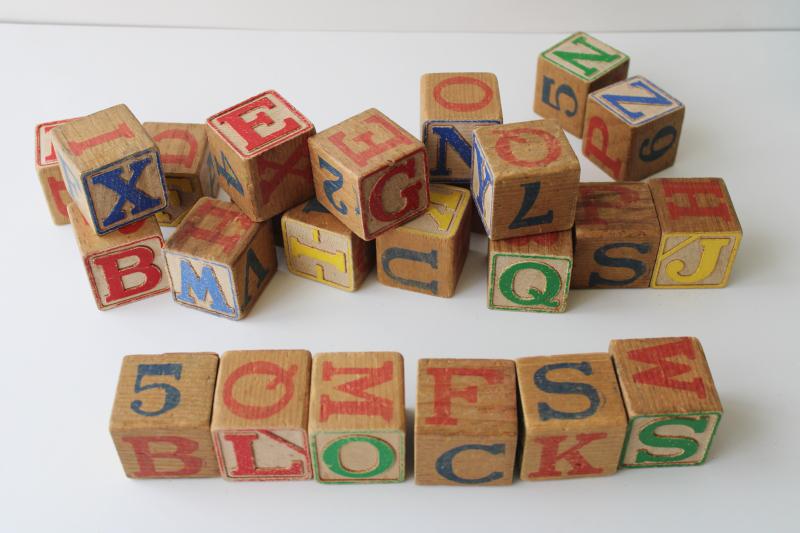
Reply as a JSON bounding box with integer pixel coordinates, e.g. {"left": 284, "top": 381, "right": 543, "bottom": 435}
{"left": 211, "top": 350, "right": 313, "bottom": 481}
{"left": 309, "top": 108, "right": 430, "bottom": 240}
{"left": 488, "top": 230, "right": 573, "bottom": 312}
{"left": 534, "top": 32, "right": 629, "bottom": 137}
{"left": 52, "top": 104, "right": 167, "bottom": 234}
{"left": 649, "top": 178, "right": 742, "bottom": 288}
{"left": 572, "top": 182, "right": 661, "bottom": 289}
{"left": 420, "top": 73, "right": 503, "bottom": 185}
{"left": 376, "top": 184, "right": 471, "bottom": 298}
{"left": 415, "top": 359, "right": 517, "bottom": 486}
{"left": 143, "top": 122, "right": 212, "bottom": 227}
{"left": 517, "top": 353, "right": 627, "bottom": 480}
{"left": 110, "top": 352, "right": 220, "bottom": 478}
{"left": 35, "top": 119, "right": 75, "bottom": 225}
{"left": 206, "top": 90, "right": 315, "bottom": 222}
{"left": 583, "top": 76, "right": 685, "bottom": 181}
{"left": 67, "top": 203, "right": 169, "bottom": 310}
{"left": 164, "top": 197, "right": 277, "bottom": 320}
{"left": 473, "top": 119, "right": 580, "bottom": 240}
{"left": 281, "top": 198, "right": 374, "bottom": 291}
{"left": 308, "top": 352, "right": 406, "bottom": 483}
{"left": 610, "top": 337, "right": 723, "bottom": 467}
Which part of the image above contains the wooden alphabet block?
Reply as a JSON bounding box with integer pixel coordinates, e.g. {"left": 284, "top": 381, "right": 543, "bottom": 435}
{"left": 473, "top": 119, "right": 580, "bottom": 240}
{"left": 488, "top": 230, "right": 573, "bottom": 312}
{"left": 67, "top": 203, "right": 169, "bottom": 310}
{"left": 517, "top": 353, "right": 627, "bottom": 480}
{"left": 308, "top": 352, "right": 406, "bottom": 483}
{"left": 572, "top": 182, "right": 661, "bottom": 289}
{"left": 649, "top": 178, "right": 742, "bottom": 288}
{"left": 583, "top": 76, "right": 684, "bottom": 181}
{"left": 415, "top": 359, "right": 517, "bottom": 486}
{"left": 52, "top": 104, "right": 167, "bottom": 234}
{"left": 164, "top": 198, "right": 277, "bottom": 320}
{"left": 143, "top": 122, "right": 212, "bottom": 227}
{"left": 110, "top": 352, "right": 220, "bottom": 478}
{"left": 309, "top": 108, "right": 430, "bottom": 240}
{"left": 211, "top": 350, "right": 313, "bottom": 481}
{"left": 281, "top": 198, "right": 374, "bottom": 291}
{"left": 420, "top": 73, "right": 503, "bottom": 185}
{"left": 376, "top": 184, "right": 471, "bottom": 298}
{"left": 610, "top": 337, "right": 723, "bottom": 467}
{"left": 534, "top": 32, "right": 629, "bottom": 137}
{"left": 35, "top": 119, "right": 75, "bottom": 225}
{"left": 206, "top": 90, "right": 316, "bottom": 221}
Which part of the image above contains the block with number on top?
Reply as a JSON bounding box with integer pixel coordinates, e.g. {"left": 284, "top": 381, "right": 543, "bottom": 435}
{"left": 110, "top": 352, "right": 220, "bottom": 479}
{"left": 309, "top": 352, "right": 406, "bottom": 483}
{"left": 165, "top": 197, "right": 277, "bottom": 320}
{"left": 281, "top": 198, "right": 374, "bottom": 291}
{"left": 649, "top": 178, "right": 742, "bottom": 288}
{"left": 52, "top": 104, "right": 167, "bottom": 234}
{"left": 35, "top": 119, "right": 75, "bottom": 224}
{"left": 473, "top": 119, "right": 580, "bottom": 240}
{"left": 610, "top": 337, "right": 723, "bottom": 467}
{"left": 583, "top": 76, "right": 684, "bottom": 181}
{"left": 309, "top": 108, "right": 430, "bottom": 240}
{"left": 211, "top": 350, "right": 313, "bottom": 481}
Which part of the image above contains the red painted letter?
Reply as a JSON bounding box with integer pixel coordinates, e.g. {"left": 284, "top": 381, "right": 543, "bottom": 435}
{"left": 528, "top": 433, "right": 606, "bottom": 478}
{"left": 121, "top": 436, "right": 204, "bottom": 477}
{"left": 662, "top": 181, "right": 731, "bottom": 221}
{"left": 68, "top": 122, "right": 134, "bottom": 156}
{"left": 152, "top": 128, "right": 198, "bottom": 169}
{"left": 368, "top": 157, "right": 423, "bottom": 222}
{"left": 319, "top": 360, "right": 394, "bottom": 422}
{"left": 584, "top": 116, "right": 622, "bottom": 178}
{"left": 92, "top": 246, "right": 163, "bottom": 303}
{"left": 329, "top": 114, "right": 411, "bottom": 167}
{"left": 424, "top": 367, "right": 505, "bottom": 426}
{"left": 217, "top": 96, "right": 300, "bottom": 152}
{"left": 433, "top": 76, "right": 493, "bottom": 112}
{"left": 223, "top": 362, "right": 297, "bottom": 419}
{"left": 494, "top": 127, "right": 561, "bottom": 168}
{"left": 628, "top": 338, "right": 707, "bottom": 398}
{"left": 223, "top": 432, "right": 305, "bottom": 478}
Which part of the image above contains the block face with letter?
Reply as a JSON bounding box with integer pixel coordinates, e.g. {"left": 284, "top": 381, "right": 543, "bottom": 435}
{"left": 610, "top": 337, "right": 723, "bottom": 468}
{"left": 206, "top": 90, "right": 316, "bottom": 221}
{"left": 211, "top": 350, "right": 313, "bottom": 481}
{"left": 488, "top": 230, "right": 573, "bottom": 313}
{"left": 420, "top": 72, "right": 503, "bottom": 185}
{"left": 534, "top": 32, "right": 629, "bottom": 137}
{"left": 52, "top": 104, "right": 168, "bottom": 234}
{"left": 517, "top": 353, "right": 627, "bottom": 480}
{"left": 583, "top": 76, "right": 685, "bottom": 181}
{"left": 164, "top": 198, "right": 277, "bottom": 320}
{"left": 308, "top": 352, "right": 406, "bottom": 483}
{"left": 648, "top": 178, "right": 742, "bottom": 288}
{"left": 309, "top": 108, "right": 430, "bottom": 240}
{"left": 35, "top": 119, "right": 75, "bottom": 225}
{"left": 375, "top": 184, "right": 471, "bottom": 298}
{"left": 415, "top": 359, "right": 517, "bottom": 486}
{"left": 110, "top": 352, "right": 220, "bottom": 479}
{"left": 572, "top": 182, "right": 661, "bottom": 289}
{"left": 472, "top": 119, "right": 580, "bottom": 240}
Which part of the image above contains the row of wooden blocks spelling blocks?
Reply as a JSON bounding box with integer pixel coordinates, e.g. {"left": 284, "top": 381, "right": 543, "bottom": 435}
{"left": 35, "top": 31, "right": 743, "bottom": 317}
{"left": 110, "top": 336, "right": 722, "bottom": 484}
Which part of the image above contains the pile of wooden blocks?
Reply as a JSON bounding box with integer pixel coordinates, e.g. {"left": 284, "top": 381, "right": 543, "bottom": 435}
{"left": 110, "top": 336, "right": 723, "bottom": 483}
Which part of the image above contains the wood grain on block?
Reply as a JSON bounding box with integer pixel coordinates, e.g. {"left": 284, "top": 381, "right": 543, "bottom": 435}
{"left": 35, "top": 119, "right": 76, "bottom": 224}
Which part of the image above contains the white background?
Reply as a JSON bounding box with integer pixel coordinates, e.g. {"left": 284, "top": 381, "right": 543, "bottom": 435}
{"left": 0, "top": 18, "right": 799, "bottom": 533}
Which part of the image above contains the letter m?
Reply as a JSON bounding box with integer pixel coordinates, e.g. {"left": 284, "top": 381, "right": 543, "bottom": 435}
{"left": 319, "top": 360, "right": 394, "bottom": 422}
{"left": 176, "top": 259, "right": 236, "bottom": 316}
{"left": 627, "top": 338, "right": 707, "bottom": 399}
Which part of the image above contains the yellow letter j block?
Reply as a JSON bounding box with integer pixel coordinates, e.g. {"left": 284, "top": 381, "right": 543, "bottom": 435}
{"left": 651, "top": 232, "right": 741, "bottom": 288}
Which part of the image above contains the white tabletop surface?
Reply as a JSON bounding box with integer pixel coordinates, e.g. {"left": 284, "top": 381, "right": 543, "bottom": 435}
{"left": 0, "top": 23, "right": 797, "bottom": 533}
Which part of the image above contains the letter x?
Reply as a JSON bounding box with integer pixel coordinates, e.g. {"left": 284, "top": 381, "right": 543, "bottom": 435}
{"left": 92, "top": 157, "right": 160, "bottom": 227}
{"left": 256, "top": 142, "right": 310, "bottom": 203}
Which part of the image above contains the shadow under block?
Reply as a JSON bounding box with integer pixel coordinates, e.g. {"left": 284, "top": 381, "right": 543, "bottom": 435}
{"left": 610, "top": 337, "right": 723, "bottom": 468}
{"left": 488, "top": 230, "right": 573, "bottom": 312}
{"left": 281, "top": 198, "right": 374, "bottom": 291}
{"left": 572, "top": 182, "right": 661, "bottom": 289}
{"left": 583, "top": 76, "right": 685, "bottom": 182}
{"left": 473, "top": 119, "right": 580, "bottom": 240}
{"left": 517, "top": 354, "right": 627, "bottom": 480}
{"left": 110, "top": 352, "right": 220, "bottom": 479}
{"left": 206, "top": 90, "right": 316, "bottom": 221}
{"left": 35, "top": 119, "right": 75, "bottom": 225}
{"left": 52, "top": 104, "right": 167, "bottom": 234}
{"left": 415, "top": 359, "right": 517, "bottom": 486}
{"left": 143, "top": 122, "right": 213, "bottom": 227}
{"left": 308, "top": 352, "right": 406, "bottom": 483}
{"left": 67, "top": 203, "right": 169, "bottom": 310}
{"left": 164, "top": 198, "right": 277, "bottom": 320}
{"left": 648, "top": 178, "right": 742, "bottom": 288}
{"left": 534, "top": 32, "right": 629, "bottom": 138}
{"left": 309, "top": 108, "right": 430, "bottom": 240}
{"left": 211, "top": 350, "right": 313, "bottom": 481}
{"left": 376, "top": 184, "right": 471, "bottom": 298}
{"left": 420, "top": 72, "right": 503, "bottom": 185}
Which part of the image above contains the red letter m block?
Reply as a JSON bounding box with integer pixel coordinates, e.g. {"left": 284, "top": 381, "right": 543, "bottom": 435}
{"left": 319, "top": 360, "right": 395, "bottom": 422}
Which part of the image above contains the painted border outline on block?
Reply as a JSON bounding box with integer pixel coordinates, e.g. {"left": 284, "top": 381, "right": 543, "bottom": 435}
{"left": 651, "top": 231, "right": 741, "bottom": 288}
{"left": 620, "top": 411, "right": 723, "bottom": 468}
{"left": 541, "top": 32, "right": 629, "bottom": 82}
{"left": 488, "top": 252, "right": 572, "bottom": 312}
{"left": 164, "top": 250, "right": 240, "bottom": 320}
{"left": 590, "top": 76, "right": 684, "bottom": 127}
{"left": 310, "top": 430, "right": 406, "bottom": 484}
{"left": 281, "top": 218, "right": 356, "bottom": 291}
{"left": 213, "top": 429, "right": 312, "bottom": 481}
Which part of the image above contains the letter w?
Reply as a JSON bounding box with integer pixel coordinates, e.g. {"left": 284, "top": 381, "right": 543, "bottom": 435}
{"left": 628, "top": 338, "right": 707, "bottom": 398}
